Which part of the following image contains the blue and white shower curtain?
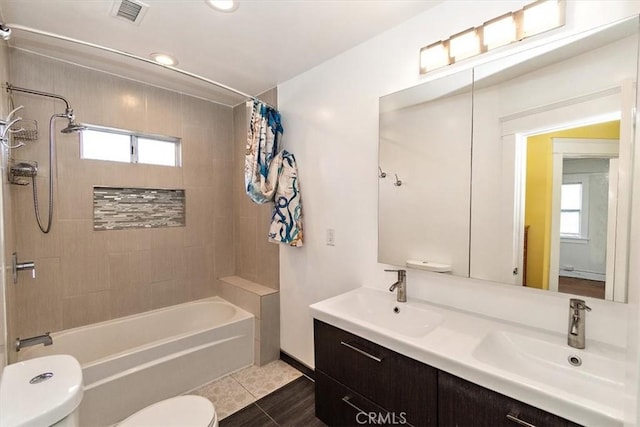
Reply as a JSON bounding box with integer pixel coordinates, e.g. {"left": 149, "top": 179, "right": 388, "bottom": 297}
{"left": 245, "top": 100, "right": 303, "bottom": 247}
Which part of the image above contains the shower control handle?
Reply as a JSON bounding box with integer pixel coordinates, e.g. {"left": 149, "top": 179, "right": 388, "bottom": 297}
{"left": 12, "top": 252, "right": 35, "bottom": 284}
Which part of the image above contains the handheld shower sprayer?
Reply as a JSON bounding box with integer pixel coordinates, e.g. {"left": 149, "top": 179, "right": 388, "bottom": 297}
{"left": 5, "top": 83, "right": 86, "bottom": 233}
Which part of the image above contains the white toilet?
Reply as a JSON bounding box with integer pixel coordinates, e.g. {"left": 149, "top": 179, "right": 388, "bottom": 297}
{"left": 0, "top": 355, "right": 218, "bottom": 427}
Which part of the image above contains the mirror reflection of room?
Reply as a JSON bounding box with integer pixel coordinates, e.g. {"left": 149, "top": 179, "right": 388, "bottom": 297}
{"left": 523, "top": 121, "right": 620, "bottom": 301}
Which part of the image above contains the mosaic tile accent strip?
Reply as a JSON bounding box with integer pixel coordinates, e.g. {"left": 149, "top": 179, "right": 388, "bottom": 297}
{"left": 93, "top": 187, "right": 185, "bottom": 231}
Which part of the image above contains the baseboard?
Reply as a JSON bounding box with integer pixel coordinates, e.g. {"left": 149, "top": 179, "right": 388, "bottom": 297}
{"left": 280, "top": 350, "right": 315, "bottom": 380}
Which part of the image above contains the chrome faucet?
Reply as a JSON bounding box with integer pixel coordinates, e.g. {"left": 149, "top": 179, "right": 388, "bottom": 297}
{"left": 16, "top": 333, "right": 53, "bottom": 352}
{"left": 385, "top": 269, "right": 407, "bottom": 303}
{"left": 568, "top": 299, "right": 591, "bottom": 349}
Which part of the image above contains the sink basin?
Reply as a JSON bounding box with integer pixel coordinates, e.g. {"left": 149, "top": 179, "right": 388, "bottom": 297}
{"left": 315, "top": 288, "right": 443, "bottom": 338}
{"left": 472, "top": 330, "right": 625, "bottom": 401}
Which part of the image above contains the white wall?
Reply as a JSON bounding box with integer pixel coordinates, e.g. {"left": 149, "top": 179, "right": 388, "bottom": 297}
{"left": 278, "top": 1, "right": 640, "bottom": 421}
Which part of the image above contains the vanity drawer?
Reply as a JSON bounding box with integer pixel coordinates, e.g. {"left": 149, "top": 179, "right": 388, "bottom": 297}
{"left": 314, "top": 320, "right": 437, "bottom": 426}
{"left": 316, "top": 370, "right": 396, "bottom": 426}
{"left": 438, "top": 371, "right": 573, "bottom": 427}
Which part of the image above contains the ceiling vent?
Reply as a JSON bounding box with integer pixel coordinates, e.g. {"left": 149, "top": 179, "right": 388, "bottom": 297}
{"left": 111, "top": 0, "right": 149, "bottom": 25}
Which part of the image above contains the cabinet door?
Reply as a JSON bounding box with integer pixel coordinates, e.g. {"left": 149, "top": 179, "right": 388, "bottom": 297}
{"left": 314, "top": 320, "right": 437, "bottom": 426}
{"left": 438, "top": 371, "right": 570, "bottom": 427}
{"left": 316, "top": 370, "right": 404, "bottom": 426}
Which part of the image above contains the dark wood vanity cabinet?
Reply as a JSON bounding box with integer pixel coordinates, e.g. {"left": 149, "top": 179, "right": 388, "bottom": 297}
{"left": 314, "top": 320, "right": 578, "bottom": 427}
{"left": 314, "top": 320, "right": 438, "bottom": 426}
{"left": 438, "top": 371, "right": 570, "bottom": 427}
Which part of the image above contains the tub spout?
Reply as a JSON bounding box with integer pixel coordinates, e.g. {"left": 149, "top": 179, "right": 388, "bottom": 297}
{"left": 16, "top": 332, "right": 52, "bottom": 351}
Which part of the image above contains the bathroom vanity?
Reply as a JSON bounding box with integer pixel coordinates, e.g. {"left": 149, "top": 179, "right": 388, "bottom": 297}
{"left": 315, "top": 320, "right": 573, "bottom": 427}
{"left": 310, "top": 287, "right": 624, "bottom": 427}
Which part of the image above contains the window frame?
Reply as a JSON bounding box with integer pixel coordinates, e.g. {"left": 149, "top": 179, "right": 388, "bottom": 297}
{"left": 80, "top": 124, "right": 182, "bottom": 167}
{"left": 560, "top": 175, "right": 590, "bottom": 241}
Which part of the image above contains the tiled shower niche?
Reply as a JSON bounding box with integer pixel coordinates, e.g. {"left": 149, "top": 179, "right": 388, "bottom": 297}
{"left": 93, "top": 186, "right": 186, "bottom": 230}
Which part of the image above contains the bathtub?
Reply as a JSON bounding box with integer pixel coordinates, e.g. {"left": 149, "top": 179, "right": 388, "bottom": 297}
{"left": 17, "top": 297, "right": 254, "bottom": 426}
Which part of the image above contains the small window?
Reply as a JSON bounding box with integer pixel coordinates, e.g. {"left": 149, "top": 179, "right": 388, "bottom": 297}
{"left": 560, "top": 180, "right": 589, "bottom": 239}
{"left": 81, "top": 126, "right": 181, "bottom": 167}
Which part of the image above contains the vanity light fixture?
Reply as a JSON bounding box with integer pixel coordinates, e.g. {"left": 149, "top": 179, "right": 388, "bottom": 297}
{"left": 419, "top": 0, "right": 564, "bottom": 74}
{"left": 481, "top": 13, "right": 516, "bottom": 50}
{"left": 150, "top": 52, "right": 178, "bottom": 66}
{"left": 205, "top": 0, "right": 239, "bottom": 13}
{"left": 449, "top": 28, "right": 481, "bottom": 62}
{"left": 419, "top": 41, "right": 449, "bottom": 74}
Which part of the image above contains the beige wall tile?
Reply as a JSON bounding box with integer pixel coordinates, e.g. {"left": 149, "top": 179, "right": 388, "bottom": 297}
{"left": 61, "top": 252, "right": 110, "bottom": 297}
{"left": 211, "top": 104, "right": 233, "bottom": 162}
{"left": 217, "top": 279, "right": 236, "bottom": 304}
{"left": 150, "top": 279, "right": 188, "bottom": 309}
{"left": 256, "top": 207, "right": 280, "bottom": 289}
{"left": 184, "top": 187, "right": 214, "bottom": 247}
{"left": 254, "top": 338, "right": 261, "bottom": 366}
{"left": 235, "top": 286, "right": 260, "bottom": 318}
{"left": 149, "top": 226, "right": 186, "bottom": 249}
{"left": 9, "top": 50, "right": 55, "bottom": 91}
{"left": 60, "top": 220, "right": 106, "bottom": 258}
{"left": 150, "top": 246, "right": 186, "bottom": 283}
{"left": 62, "top": 291, "right": 111, "bottom": 329}
{"left": 181, "top": 94, "right": 219, "bottom": 128}
{"left": 182, "top": 125, "right": 214, "bottom": 187}
{"left": 213, "top": 160, "right": 233, "bottom": 219}
{"left": 110, "top": 285, "right": 153, "bottom": 319}
{"left": 260, "top": 293, "right": 280, "bottom": 365}
{"left": 141, "top": 164, "right": 183, "bottom": 188}
{"left": 235, "top": 216, "right": 257, "bottom": 282}
{"left": 14, "top": 257, "right": 63, "bottom": 337}
{"left": 108, "top": 251, "right": 151, "bottom": 289}
{"left": 104, "top": 229, "right": 151, "bottom": 253}
{"left": 145, "top": 86, "right": 181, "bottom": 137}
{"left": 214, "top": 217, "right": 234, "bottom": 278}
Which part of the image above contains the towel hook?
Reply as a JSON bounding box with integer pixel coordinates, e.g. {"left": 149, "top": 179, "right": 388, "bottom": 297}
{"left": 0, "top": 117, "right": 24, "bottom": 150}
{"left": 394, "top": 174, "right": 402, "bottom": 187}
{"left": 378, "top": 166, "right": 387, "bottom": 178}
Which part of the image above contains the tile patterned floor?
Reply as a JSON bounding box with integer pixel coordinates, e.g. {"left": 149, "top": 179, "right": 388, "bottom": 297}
{"left": 190, "top": 360, "right": 303, "bottom": 420}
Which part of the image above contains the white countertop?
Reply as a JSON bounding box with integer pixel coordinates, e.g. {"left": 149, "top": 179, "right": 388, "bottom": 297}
{"left": 309, "top": 287, "right": 626, "bottom": 427}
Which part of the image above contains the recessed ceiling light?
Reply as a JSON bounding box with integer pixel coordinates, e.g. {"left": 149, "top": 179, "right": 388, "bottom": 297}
{"left": 205, "top": 0, "right": 239, "bottom": 13}
{"left": 150, "top": 52, "right": 178, "bottom": 66}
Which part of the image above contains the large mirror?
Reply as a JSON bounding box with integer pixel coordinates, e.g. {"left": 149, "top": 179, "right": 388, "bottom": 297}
{"left": 379, "top": 16, "right": 639, "bottom": 302}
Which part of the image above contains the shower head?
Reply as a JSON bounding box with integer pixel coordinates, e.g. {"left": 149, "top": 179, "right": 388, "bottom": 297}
{"left": 60, "top": 108, "right": 86, "bottom": 133}
{"left": 61, "top": 119, "right": 86, "bottom": 134}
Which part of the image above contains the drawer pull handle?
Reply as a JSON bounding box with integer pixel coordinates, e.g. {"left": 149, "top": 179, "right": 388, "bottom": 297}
{"left": 340, "top": 341, "right": 383, "bottom": 362}
{"left": 506, "top": 413, "right": 536, "bottom": 427}
{"left": 342, "top": 396, "right": 366, "bottom": 414}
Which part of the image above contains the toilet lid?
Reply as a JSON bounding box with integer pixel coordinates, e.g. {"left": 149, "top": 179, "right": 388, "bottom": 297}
{"left": 118, "top": 396, "right": 215, "bottom": 427}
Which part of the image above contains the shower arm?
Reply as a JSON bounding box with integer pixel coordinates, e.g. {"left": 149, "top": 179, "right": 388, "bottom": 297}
{"left": 5, "top": 83, "right": 72, "bottom": 113}
{"left": 4, "top": 24, "right": 276, "bottom": 110}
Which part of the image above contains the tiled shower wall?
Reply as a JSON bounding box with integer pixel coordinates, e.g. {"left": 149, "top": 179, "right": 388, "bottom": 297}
{"left": 232, "top": 90, "right": 279, "bottom": 289}
{"left": 6, "top": 50, "right": 236, "bottom": 346}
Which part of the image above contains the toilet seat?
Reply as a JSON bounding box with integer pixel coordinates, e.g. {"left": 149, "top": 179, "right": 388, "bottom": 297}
{"left": 118, "top": 395, "right": 217, "bottom": 427}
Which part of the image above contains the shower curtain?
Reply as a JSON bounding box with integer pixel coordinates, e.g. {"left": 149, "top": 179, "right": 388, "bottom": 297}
{"left": 245, "top": 100, "right": 303, "bottom": 247}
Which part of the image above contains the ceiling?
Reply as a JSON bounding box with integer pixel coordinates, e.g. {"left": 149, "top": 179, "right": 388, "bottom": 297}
{"left": 0, "top": 0, "right": 440, "bottom": 106}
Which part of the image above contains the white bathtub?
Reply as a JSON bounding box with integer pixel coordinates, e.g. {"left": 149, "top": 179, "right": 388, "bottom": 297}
{"left": 17, "top": 297, "right": 254, "bottom": 426}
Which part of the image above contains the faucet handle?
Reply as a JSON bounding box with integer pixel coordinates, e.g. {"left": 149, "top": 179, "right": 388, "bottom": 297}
{"left": 570, "top": 298, "right": 592, "bottom": 311}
